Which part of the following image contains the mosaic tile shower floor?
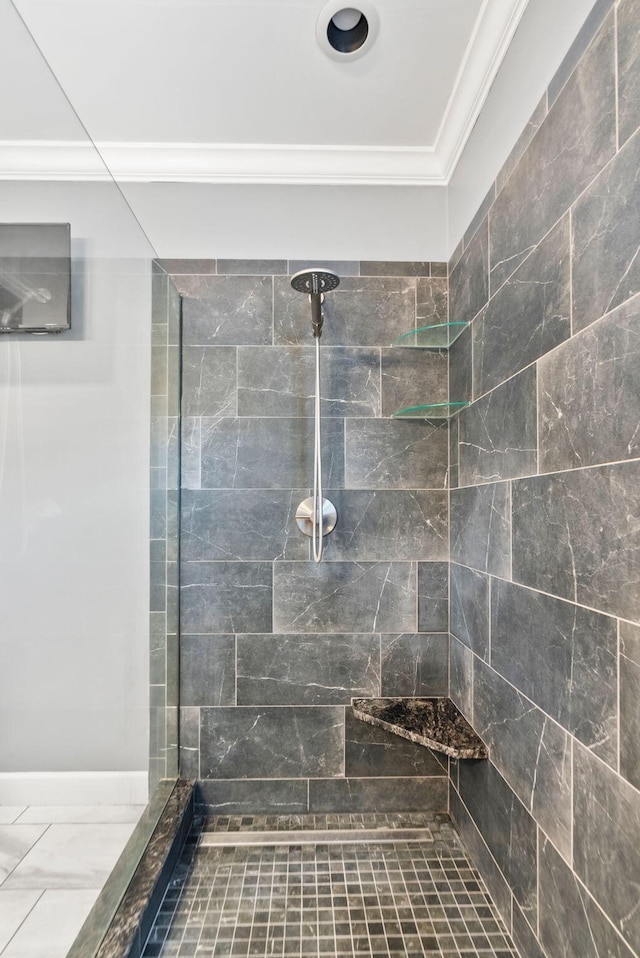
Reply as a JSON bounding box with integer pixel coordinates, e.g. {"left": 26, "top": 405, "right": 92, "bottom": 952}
{"left": 142, "top": 814, "right": 519, "bottom": 958}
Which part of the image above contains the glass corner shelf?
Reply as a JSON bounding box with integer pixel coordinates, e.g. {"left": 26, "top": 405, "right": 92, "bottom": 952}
{"left": 392, "top": 322, "right": 468, "bottom": 349}
{"left": 393, "top": 402, "right": 469, "bottom": 420}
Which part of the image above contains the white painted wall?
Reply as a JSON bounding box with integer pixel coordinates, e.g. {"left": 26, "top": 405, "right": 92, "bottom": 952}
{"left": 0, "top": 181, "right": 153, "bottom": 791}
{"left": 120, "top": 182, "right": 449, "bottom": 261}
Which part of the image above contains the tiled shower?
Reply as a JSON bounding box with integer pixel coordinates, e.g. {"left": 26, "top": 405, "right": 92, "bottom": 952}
{"left": 162, "top": 261, "right": 453, "bottom": 815}
{"left": 448, "top": 2, "right": 640, "bottom": 957}
{"left": 148, "top": 1, "right": 640, "bottom": 956}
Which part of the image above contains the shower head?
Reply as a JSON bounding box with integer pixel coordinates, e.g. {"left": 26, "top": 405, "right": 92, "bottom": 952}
{"left": 290, "top": 268, "right": 340, "bottom": 296}
{"left": 290, "top": 268, "right": 340, "bottom": 338}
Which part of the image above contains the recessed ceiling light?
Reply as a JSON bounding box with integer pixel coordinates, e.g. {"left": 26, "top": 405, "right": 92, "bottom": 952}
{"left": 317, "top": 1, "right": 380, "bottom": 61}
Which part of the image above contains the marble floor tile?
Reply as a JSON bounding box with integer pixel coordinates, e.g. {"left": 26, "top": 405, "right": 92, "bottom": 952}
{"left": 0, "top": 891, "right": 40, "bottom": 951}
{"left": 0, "top": 828, "right": 47, "bottom": 887}
{"left": 2, "top": 823, "right": 136, "bottom": 890}
{"left": 14, "top": 806, "right": 145, "bottom": 825}
{"left": 1, "top": 889, "right": 99, "bottom": 958}
{"left": 0, "top": 812, "right": 26, "bottom": 826}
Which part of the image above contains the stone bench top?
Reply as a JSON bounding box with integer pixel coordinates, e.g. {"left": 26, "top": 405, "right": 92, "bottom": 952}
{"left": 352, "top": 697, "right": 488, "bottom": 760}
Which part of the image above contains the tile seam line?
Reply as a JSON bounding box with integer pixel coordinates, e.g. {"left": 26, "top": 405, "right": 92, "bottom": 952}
{"left": 462, "top": 283, "right": 640, "bottom": 410}
{"left": 460, "top": 647, "right": 638, "bottom": 803}
{"left": 449, "top": 558, "right": 624, "bottom": 623}
{"left": 569, "top": 850, "right": 640, "bottom": 958}
{"left": 470, "top": 664, "right": 578, "bottom": 866}
{"left": 458, "top": 118, "right": 637, "bottom": 321}
{"left": 450, "top": 561, "right": 640, "bottom": 641}
{"left": 0, "top": 888, "right": 47, "bottom": 955}
{"left": 455, "top": 451, "right": 640, "bottom": 490}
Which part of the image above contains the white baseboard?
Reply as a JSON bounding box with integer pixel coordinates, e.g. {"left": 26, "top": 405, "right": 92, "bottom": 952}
{"left": 0, "top": 771, "right": 148, "bottom": 806}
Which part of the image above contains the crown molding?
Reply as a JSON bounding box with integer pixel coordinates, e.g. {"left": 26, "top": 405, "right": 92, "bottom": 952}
{"left": 0, "top": 0, "right": 529, "bottom": 187}
{"left": 435, "top": 0, "right": 530, "bottom": 180}
{"left": 0, "top": 140, "right": 444, "bottom": 186}
{"left": 0, "top": 141, "right": 111, "bottom": 181}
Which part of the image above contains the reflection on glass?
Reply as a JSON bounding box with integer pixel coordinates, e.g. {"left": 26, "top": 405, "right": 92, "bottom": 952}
{"left": 0, "top": 223, "right": 70, "bottom": 332}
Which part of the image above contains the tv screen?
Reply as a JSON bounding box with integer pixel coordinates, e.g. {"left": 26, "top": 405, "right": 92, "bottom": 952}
{"left": 0, "top": 223, "right": 71, "bottom": 334}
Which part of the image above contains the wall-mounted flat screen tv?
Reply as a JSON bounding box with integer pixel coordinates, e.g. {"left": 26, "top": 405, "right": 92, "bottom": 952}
{"left": 0, "top": 223, "right": 71, "bottom": 334}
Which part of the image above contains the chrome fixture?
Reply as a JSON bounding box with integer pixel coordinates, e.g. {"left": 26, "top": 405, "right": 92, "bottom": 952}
{"left": 291, "top": 268, "right": 340, "bottom": 562}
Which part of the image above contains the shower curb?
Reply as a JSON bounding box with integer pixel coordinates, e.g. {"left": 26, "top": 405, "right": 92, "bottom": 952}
{"left": 67, "top": 778, "right": 195, "bottom": 958}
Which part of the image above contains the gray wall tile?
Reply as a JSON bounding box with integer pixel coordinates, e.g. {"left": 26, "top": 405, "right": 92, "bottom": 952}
{"left": 200, "top": 417, "right": 344, "bottom": 489}
{"left": 449, "top": 787, "right": 514, "bottom": 930}
{"left": 273, "top": 561, "right": 417, "bottom": 634}
{"left": 321, "top": 490, "right": 448, "bottom": 562}
{"left": 539, "top": 834, "right": 636, "bottom": 958}
{"left": 288, "top": 260, "right": 359, "bottom": 277}
{"left": 149, "top": 489, "right": 166, "bottom": 540}
{"left": 274, "top": 276, "right": 416, "bottom": 347}
{"left": 236, "top": 634, "right": 380, "bottom": 705}
{"left": 156, "top": 259, "right": 216, "bottom": 275}
{"left": 620, "top": 621, "right": 640, "bottom": 790}
{"left": 200, "top": 706, "right": 344, "bottom": 779}
{"left": 459, "top": 366, "right": 537, "bottom": 485}
{"left": 180, "top": 417, "right": 200, "bottom": 489}
{"left": 489, "top": 14, "right": 616, "bottom": 290}
{"left": 496, "top": 94, "right": 548, "bottom": 196}
{"left": 573, "top": 743, "right": 640, "bottom": 952}
{"left": 181, "top": 489, "right": 308, "bottom": 561}
{"left": 449, "top": 635, "right": 473, "bottom": 721}
{"left": 217, "top": 259, "right": 287, "bottom": 274}
{"left": 491, "top": 579, "right": 618, "bottom": 766}
{"left": 197, "top": 779, "right": 309, "bottom": 814}
{"left": 181, "top": 346, "right": 236, "bottom": 417}
{"left": 547, "top": 0, "right": 614, "bottom": 106}
{"left": 181, "top": 561, "right": 272, "bottom": 633}
{"left": 448, "top": 324, "right": 472, "bottom": 405}
{"left": 175, "top": 261, "right": 450, "bottom": 810}
{"left": 380, "top": 633, "right": 449, "bottom": 696}
{"left": 540, "top": 294, "right": 640, "bottom": 471}
{"left": 474, "top": 660, "right": 572, "bottom": 862}
{"left": 572, "top": 131, "right": 640, "bottom": 332}
{"left": 464, "top": 186, "right": 496, "bottom": 250}
{"left": 449, "top": 219, "right": 489, "bottom": 325}
{"left": 431, "top": 262, "right": 448, "bottom": 278}
{"left": 309, "top": 777, "right": 447, "bottom": 813}
{"left": 512, "top": 461, "right": 640, "bottom": 621}
{"left": 417, "top": 562, "right": 449, "bottom": 632}
{"left": 345, "top": 419, "right": 448, "bottom": 490}
{"left": 180, "top": 635, "right": 235, "bottom": 707}
{"left": 450, "top": 482, "right": 510, "bottom": 578}
{"left": 474, "top": 215, "right": 571, "bottom": 396}
{"left": 617, "top": 0, "right": 640, "bottom": 147}
{"left": 360, "top": 261, "right": 431, "bottom": 277}
{"left": 345, "top": 710, "right": 445, "bottom": 778}
{"left": 180, "top": 275, "right": 273, "bottom": 345}
{"left": 381, "top": 348, "right": 448, "bottom": 416}
{"left": 512, "top": 904, "right": 546, "bottom": 958}
{"left": 416, "top": 277, "right": 448, "bottom": 325}
{"left": 450, "top": 564, "right": 490, "bottom": 660}
{"left": 458, "top": 760, "right": 538, "bottom": 926}
{"left": 179, "top": 707, "right": 200, "bottom": 780}
{"left": 237, "top": 346, "right": 381, "bottom": 419}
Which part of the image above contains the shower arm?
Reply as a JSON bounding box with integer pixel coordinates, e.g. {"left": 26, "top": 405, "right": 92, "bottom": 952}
{"left": 310, "top": 292, "right": 324, "bottom": 337}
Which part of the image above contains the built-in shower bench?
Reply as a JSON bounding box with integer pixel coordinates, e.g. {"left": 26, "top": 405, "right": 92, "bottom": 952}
{"left": 352, "top": 697, "right": 488, "bottom": 760}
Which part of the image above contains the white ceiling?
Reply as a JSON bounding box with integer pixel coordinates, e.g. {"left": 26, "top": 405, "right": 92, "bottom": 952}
{"left": 8, "top": 0, "right": 530, "bottom": 185}
{"left": 2, "top": 0, "right": 599, "bottom": 257}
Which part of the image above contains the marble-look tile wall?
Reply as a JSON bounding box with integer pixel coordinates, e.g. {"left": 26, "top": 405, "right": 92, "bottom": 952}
{"left": 157, "top": 258, "right": 451, "bottom": 814}
{"left": 149, "top": 265, "right": 181, "bottom": 791}
{"left": 448, "top": 2, "right": 640, "bottom": 956}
